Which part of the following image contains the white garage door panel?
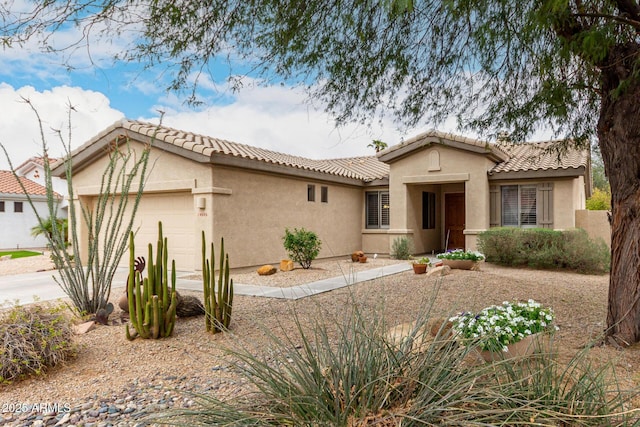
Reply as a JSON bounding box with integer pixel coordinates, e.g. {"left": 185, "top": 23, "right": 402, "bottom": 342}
{"left": 126, "top": 192, "right": 195, "bottom": 269}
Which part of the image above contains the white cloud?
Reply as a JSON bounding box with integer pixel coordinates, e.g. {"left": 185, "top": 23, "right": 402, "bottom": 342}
{"left": 0, "top": 84, "right": 124, "bottom": 169}
{"left": 143, "top": 83, "right": 420, "bottom": 160}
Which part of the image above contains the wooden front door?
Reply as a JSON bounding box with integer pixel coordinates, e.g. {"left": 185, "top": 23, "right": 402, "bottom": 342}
{"left": 445, "top": 193, "right": 465, "bottom": 250}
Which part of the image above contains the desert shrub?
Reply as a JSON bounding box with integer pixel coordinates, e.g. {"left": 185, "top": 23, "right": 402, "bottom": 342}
{"left": 283, "top": 227, "right": 322, "bottom": 269}
{"left": 155, "top": 300, "right": 637, "bottom": 426}
{"left": 0, "top": 304, "right": 74, "bottom": 383}
{"left": 586, "top": 188, "right": 611, "bottom": 210}
{"left": 391, "top": 236, "right": 413, "bottom": 259}
{"left": 478, "top": 228, "right": 610, "bottom": 273}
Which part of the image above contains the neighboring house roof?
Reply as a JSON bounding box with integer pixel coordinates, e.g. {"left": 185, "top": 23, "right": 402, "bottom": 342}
{"left": 0, "top": 170, "right": 57, "bottom": 197}
{"left": 56, "top": 119, "right": 391, "bottom": 185}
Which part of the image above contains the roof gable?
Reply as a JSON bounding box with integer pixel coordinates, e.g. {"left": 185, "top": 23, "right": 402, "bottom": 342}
{"left": 377, "top": 130, "right": 510, "bottom": 164}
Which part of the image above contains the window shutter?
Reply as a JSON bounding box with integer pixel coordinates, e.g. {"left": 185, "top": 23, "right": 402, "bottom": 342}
{"left": 489, "top": 185, "right": 500, "bottom": 227}
{"left": 381, "top": 192, "right": 390, "bottom": 227}
{"left": 366, "top": 192, "right": 379, "bottom": 228}
{"left": 537, "top": 183, "right": 553, "bottom": 228}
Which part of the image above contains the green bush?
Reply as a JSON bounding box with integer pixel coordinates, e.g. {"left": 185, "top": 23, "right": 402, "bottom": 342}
{"left": 478, "top": 228, "right": 610, "bottom": 273}
{"left": 283, "top": 227, "right": 322, "bottom": 269}
{"left": 155, "top": 302, "right": 637, "bottom": 426}
{"left": 0, "top": 305, "right": 75, "bottom": 383}
{"left": 391, "top": 236, "right": 413, "bottom": 259}
{"left": 586, "top": 188, "right": 611, "bottom": 210}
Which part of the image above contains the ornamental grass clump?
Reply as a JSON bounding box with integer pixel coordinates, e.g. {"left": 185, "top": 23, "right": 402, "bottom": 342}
{"left": 437, "top": 249, "right": 485, "bottom": 261}
{"left": 151, "top": 295, "right": 638, "bottom": 426}
{"left": 450, "top": 299, "right": 557, "bottom": 353}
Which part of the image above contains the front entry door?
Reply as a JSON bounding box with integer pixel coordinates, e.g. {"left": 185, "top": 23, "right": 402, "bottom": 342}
{"left": 445, "top": 193, "right": 465, "bottom": 250}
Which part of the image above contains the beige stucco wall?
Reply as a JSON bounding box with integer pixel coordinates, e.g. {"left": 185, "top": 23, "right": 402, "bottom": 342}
{"left": 71, "top": 141, "right": 366, "bottom": 270}
{"left": 210, "top": 165, "right": 363, "bottom": 268}
{"left": 386, "top": 146, "right": 495, "bottom": 254}
{"left": 576, "top": 210, "right": 611, "bottom": 248}
{"left": 70, "top": 143, "right": 215, "bottom": 270}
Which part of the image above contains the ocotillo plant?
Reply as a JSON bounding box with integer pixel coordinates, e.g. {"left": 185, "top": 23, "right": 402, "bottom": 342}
{"left": 126, "top": 222, "right": 178, "bottom": 340}
{"left": 202, "top": 231, "right": 234, "bottom": 333}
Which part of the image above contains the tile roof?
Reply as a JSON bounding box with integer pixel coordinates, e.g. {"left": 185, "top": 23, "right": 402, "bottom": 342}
{"left": 489, "top": 141, "right": 588, "bottom": 175}
{"left": 0, "top": 170, "right": 56, "bottom": 197}
{"left": 120, "top": 120, "right": 390, "bottom": 182}
{"left": 378, "top": 129, "right": 510, "bottom": 162}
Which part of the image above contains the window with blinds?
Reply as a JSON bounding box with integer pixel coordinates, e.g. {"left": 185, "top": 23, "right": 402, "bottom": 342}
{"left": 366, "top": 191, "right": 389, "bottom": 229}
{"left": 501, "top": 185, "right": 537, "bottom": 227}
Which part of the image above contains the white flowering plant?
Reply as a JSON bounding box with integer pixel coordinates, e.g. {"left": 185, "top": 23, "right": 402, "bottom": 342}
{"left": 436, "top": 249, "right": 485, "bottom": 262}
{"left": 449, "top": 300, "right": 557, "bottom": 352}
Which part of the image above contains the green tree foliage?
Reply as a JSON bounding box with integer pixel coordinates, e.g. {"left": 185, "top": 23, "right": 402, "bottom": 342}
{"left": 30, "top": 217, "right": 68, "bottom": 243}
{"left": 586, "top": 188, "right": 612, "bottom": 211}
{"left": 283, "top": 227, "right": 322, "bottom": 269}
{"left": 2, "top": 0, "right": 640, "bottom": 344}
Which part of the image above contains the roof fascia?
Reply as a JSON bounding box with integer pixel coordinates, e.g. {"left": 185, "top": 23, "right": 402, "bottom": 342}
{"left": 378, "top": 135, "right": 507, "bottom": 164}
{"left": 488, "top": 166, "right": 586, "bottom": 180}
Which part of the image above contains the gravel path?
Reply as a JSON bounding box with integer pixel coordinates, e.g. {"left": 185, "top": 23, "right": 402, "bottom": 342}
{"left": 1, "top": 256, "right": 634, "bottom": 427}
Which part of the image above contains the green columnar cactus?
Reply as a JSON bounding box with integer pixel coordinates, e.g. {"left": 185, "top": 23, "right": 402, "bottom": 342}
{"left": 202, "top": 231, "right": 234, "bottom": 333}
{"left": 126, "top": 222, "right": 178, "bottom": 340}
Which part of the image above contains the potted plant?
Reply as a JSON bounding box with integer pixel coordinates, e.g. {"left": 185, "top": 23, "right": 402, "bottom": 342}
{"left": 436, "top": 249, "right": 484, "bottom": 270}
{"left": 411, "top": 257, "right": 431, "bottom": 274}
{"left": 449, "top": 299, "right": 557, "bottom": 361}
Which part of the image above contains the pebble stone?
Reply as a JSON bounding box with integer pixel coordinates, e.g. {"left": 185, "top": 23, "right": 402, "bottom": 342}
{"left": 0, "top": 371, "right": 247, "bottom": 427}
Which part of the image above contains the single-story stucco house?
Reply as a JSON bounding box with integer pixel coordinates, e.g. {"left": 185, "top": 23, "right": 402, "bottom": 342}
{"left": 0, "top": 157, "right": 65, "bottom": 250}
{"left": 54, "top": 120, "right": 591, "bottom": 270}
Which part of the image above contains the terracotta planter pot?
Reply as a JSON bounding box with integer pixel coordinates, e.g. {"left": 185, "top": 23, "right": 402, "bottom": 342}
{"left": 412, "top": 263, "right": 428, "bottom": 274}
{"left": 442, "top": 259, "right": 476, "bottom": 270}
{"left": 478, "top": 332, "right": 550, "bottom": 362}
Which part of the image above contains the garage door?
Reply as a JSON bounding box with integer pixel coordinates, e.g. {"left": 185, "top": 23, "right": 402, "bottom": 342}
{"left": 122, "top": 192, "right": 195, "bottom": 270}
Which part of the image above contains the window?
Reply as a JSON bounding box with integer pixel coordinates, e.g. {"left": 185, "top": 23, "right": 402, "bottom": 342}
{"left": 366, "top": 191, "right": 390, "bottom": 229}
{"left": 422, "top": 192, "right": 436, "bottom": 229}
{"left": 14, "top": 201, "right": 23, "bottom": 213}
{"left": 501, "top": 185, "right": 537, "bottom": 227}
{"left": 307, "top": 184, "right": 316, "bottom": 202}
{"left": 321, "top": 186, "right": 328, "bottom": 203}
{"left": 0, "top": 201, "right": 4, "bottom": 212}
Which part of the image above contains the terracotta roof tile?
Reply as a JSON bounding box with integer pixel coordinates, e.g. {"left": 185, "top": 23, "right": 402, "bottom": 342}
{"left": 489, "top": 141, "right": 587, "bottom": 174}
{"left": 119, "top": 120, "right": 390, "bottom": 182}
{"left": 0, "top": 170, "right": 58, "bottom": 197}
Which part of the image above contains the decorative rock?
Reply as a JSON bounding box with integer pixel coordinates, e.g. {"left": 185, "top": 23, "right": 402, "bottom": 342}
{"left": 117, "top": 293, "right": 129, "bottom": 312}
{"left": 426, "top": 265, "right": 451, "bottom": 277}
{"left": 0, "top": 254, "right": 11, "bottom": 261}
{"left": 351, "top": 251, "right": 364, "bottom": 262}
{"left": 73, "top": 321, "right": 96, "bottom": 335}
{"left": 257, "top": 265, "right": 277, "bottom": 276}
{"left": 279, "top": 259, "right": 294, "bottom": 272}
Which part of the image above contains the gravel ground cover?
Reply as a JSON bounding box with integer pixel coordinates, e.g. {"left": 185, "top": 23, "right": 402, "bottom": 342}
{"left": 1, "top": 254, "right": 639, "bottom": 426}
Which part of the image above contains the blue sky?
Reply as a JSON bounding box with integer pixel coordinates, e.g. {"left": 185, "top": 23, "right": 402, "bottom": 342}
{"left": 0, "top": 16, "right": 438, "bottom": 171}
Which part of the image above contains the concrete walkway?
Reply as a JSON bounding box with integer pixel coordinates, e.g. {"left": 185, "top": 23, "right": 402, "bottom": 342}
{"left": 0, "top": 262, "right": 413, "bottom": 306}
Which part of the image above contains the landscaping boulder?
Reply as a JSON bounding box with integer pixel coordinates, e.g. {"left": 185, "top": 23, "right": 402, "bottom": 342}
{"left": 351, "top": 251, "right": 365, "bottom": 262}
{"left": 257, "top": 265, "right": 277, "bottom": 276}
{"left": 279, "top": 259, "right": 294, "bottom": 272}
{"left": 73, "top": 321, "right": 96, "bottom": 335}
{"left": 426, "top": 265, "right": 451, "bottom": 277}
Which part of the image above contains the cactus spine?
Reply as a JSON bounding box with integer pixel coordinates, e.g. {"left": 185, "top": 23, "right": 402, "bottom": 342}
{"left": 202, "top": 231, "right": 234, "bottom": 333}
{"left": 126, "top": 222, "right": 178, "bottom": 340}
